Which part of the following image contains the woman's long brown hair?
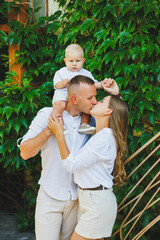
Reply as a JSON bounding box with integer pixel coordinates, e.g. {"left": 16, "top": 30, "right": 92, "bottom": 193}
{"left": 109, "top": 95, "right": 129, "bottom": 186}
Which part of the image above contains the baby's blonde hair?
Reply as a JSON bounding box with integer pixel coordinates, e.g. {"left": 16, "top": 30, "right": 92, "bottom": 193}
{"left": 65, "top": 44, "right": 84, "bottom": 57}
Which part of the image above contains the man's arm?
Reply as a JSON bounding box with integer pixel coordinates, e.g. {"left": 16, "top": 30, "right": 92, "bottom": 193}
{"left": 20, "top": 126, "right": 52, "bottom": 160}
{"left": 20, "top": 127, "right": 52, "bottom": 160}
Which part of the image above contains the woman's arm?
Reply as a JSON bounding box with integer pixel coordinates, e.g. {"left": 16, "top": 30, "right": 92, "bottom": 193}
{"left": 48, "top": 114, "right": 70, "bottom": 159}
{"left": 95, "top": 78, "right": 120, "bottom": 94}
{"left": 48, "top": 114, "right": 101, "bottom": 173}
{"left": 94, "top": 81, "right": 102, "bottom": 89}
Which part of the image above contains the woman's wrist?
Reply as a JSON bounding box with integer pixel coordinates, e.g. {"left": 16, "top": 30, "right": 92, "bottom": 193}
{"left": 117, "top": 92, "right": 122, "bottom": 98}
{"left": 56, "top": 131, "right": 65, "bottom": 141}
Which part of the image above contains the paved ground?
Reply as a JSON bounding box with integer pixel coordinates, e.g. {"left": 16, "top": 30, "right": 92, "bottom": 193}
{"left": 0, "top": 211, "right": 35, "bottom": 240}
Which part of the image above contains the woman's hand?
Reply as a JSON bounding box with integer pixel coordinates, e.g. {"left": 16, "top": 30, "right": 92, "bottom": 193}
{"left": 48, "top": 114, "right": 70, "bottom": 159}
{"left": 102, "top": 78, "right": 120, "bottom": 95}
{"left": 48, "top": 114, "right": 64, "bottom": 138}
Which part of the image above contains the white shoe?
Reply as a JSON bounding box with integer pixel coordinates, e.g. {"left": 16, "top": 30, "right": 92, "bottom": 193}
{"left": 64, "top": 128, "right": 70, "bottom": 136}
{"left": 78, "top": 124, "right": 96, "bottom": 134}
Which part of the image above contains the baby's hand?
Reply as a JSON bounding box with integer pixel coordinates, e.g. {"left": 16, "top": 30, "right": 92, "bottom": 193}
{"left": 64, "top": 78, "right": 71, "bottom": 85}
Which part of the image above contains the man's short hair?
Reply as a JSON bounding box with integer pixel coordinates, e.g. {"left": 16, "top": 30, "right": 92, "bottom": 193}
{"left": 69, "top": 75, "right": 95, "bottom": 87}
{"left": 68, "top": 75, "right": 95, "bottom": 96}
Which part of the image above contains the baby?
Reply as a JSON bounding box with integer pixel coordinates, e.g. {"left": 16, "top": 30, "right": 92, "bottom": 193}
{"left": 52, "top": 43, "right": 106, "bottom": 134}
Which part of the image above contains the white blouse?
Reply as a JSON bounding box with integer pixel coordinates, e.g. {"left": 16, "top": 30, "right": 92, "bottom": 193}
{"left": 63, "top": 128, "right": 117, "bottom": 189}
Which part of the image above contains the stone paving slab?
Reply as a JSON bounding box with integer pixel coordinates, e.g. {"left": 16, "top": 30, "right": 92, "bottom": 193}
{"left": 0, "top": 211, "right": 35, "bottom": 240}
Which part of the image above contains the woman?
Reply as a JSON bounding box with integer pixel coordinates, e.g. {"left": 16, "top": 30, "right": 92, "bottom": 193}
{"left": 48, "top": 95, "right": 129, "bottom": 240}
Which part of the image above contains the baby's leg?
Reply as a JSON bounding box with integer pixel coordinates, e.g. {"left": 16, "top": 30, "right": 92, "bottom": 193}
{"left": 52, "top": 100, "right": 66, "bottom": 120}
{"left": 81, "top": 113, "right": 91, "bottom": 125}
{"left": 79, "top": 113, "right": 95, "bottom": 134}
{"left": 52, "top": 101, "right": 69, "bottom": 135}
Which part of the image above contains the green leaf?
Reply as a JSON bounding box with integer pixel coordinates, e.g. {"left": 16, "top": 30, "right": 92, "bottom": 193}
{"left": 0, "top": 127, "right": 4, "bottom": 140}
{"left": 100, "top": 38, "right": 112, "bottom": 52}
{"left": 104, "top": 50, "right": 117, "bottom": 65}
{"left": 149, "top": 114, "right": 155, "bottom": 125}
{"left": 110, "top": 6, "right": 117, "bottom": 17}
{"left": 139, "top": 132, "right": 153, "bottom": 145}
{"left": 122, "top": 62, "right": 128, "bottom": 76}
{"left": 144, "top": 101, "right": 154, "bottom": 112}
{"left": 103, "top": 4, "right": 112, "bottom": 14}
{"left": 0, "top": 30, "right": 8, "bottom": 43}
{"left": 95, "top": 29, "right": 106, "bottom": 42}
{"left": 141, "top": 83, "right": 152, "bottom": 93}
{"left": 4, "top": 158, "right": 12, "bottom": 168}
{"left": 47, "top": 21, "right": 61, "bottom": 33}
{"left": 119, "top": 48, "right": 126, "bottom": 61}
{"left": 138, "top": 101, "right": 144, "bottom": 114}
{"left": 20, "top": 117, "right": 28, "bottom": 129}
{"left": 128, "top": 64, "right": 138, "bottom": 77}
{"left": 80, "top": 19, "right": 93, "bottom": 33}
{"left": 114, "top": 64, "right": 121, "bottom": 76}
{"left": 121, "top": 1, "right": 131, "bottom": 15}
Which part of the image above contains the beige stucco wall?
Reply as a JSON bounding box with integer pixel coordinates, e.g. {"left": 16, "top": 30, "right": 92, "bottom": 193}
{"left": 48, "top": 0, "right": 60, "bottom": 16}
{"left": 29, "top": 0, "right": 60, "bottom": 18}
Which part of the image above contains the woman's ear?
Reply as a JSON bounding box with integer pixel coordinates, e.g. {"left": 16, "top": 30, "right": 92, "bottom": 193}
{"left": 83, "top": 58, "right": 85, "bottom": 63}
{"left": 71, "top": 95, "right": 78, "bottom": 105}
{"left": 104, "top": 108, "right": 113, "bottom": 116}
{"left": 64, "top": 58, "right": 66, "bottom": 64}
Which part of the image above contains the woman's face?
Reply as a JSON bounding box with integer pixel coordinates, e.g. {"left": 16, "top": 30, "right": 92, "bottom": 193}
{"left": 90, "top": 96, "right": 111, "bottom": 117}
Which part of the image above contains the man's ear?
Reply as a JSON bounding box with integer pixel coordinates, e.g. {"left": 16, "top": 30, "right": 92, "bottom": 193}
{"left": 104, "top": 108, "right": 113, "bottom": 116}
{"left": 71, "top": 95, "right": 78, "bottom": 105}
{"left": 83, "top": 58, "right": 85, "bottom": 63}
{"left": 64, "top": 58, "right": 66, "bottom": 64}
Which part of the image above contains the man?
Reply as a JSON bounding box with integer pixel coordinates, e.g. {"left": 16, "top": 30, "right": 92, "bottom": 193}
{"left": 20, "top": 75, "right": 119, "bottom": 240}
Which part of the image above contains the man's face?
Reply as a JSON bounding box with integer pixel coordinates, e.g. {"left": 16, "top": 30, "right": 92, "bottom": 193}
{"left": 75, "top": 83, "right": 97, "bottom": 114}
{"left": 64, "top": 51, "right": 85, "bottom": 72}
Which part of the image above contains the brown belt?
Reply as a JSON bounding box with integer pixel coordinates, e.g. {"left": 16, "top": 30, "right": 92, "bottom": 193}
{"left": 79, "top": 185, "right": 108, "bottom": 191}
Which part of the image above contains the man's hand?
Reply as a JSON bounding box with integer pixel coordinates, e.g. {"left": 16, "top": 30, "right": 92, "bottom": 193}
{"left": 102, "top": 78, "right": 119, "bottom": 95}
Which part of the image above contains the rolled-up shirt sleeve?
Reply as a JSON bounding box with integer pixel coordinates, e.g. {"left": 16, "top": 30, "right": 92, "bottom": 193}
{"left": 21, "top": 108, "right": 51, "bottom": 144}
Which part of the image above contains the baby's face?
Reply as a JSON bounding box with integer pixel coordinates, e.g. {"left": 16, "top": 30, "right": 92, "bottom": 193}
{"left": 64, "top": 50, "right": 85, "bottom": 72}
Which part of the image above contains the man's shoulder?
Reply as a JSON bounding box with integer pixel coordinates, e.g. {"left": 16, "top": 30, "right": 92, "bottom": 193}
{"left": 36, "top": 107, "right": 52, "bottom": 117}
{"left": 29, "top": 107, "right": 52, "bottom": 129}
